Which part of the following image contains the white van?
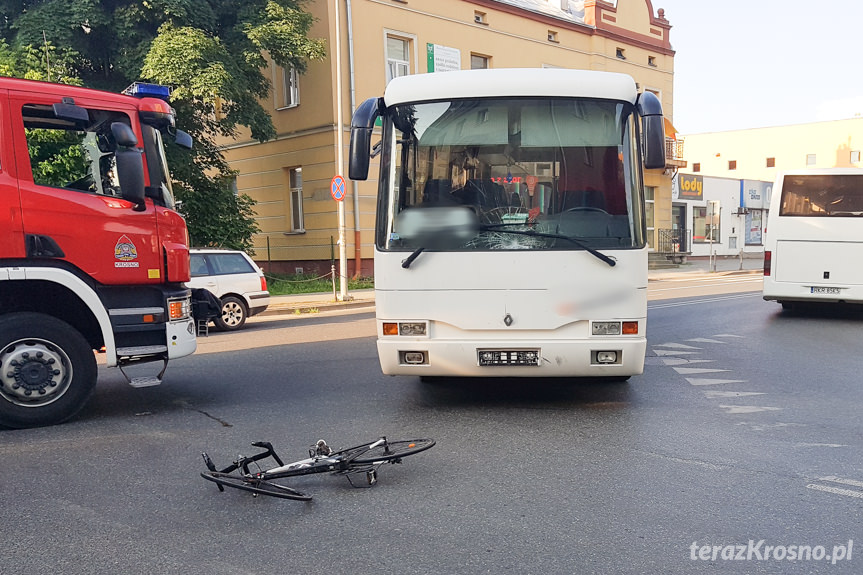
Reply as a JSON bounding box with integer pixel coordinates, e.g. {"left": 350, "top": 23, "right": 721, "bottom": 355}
{"left": 762, "top": 169, "right": 863, "bottom": 308}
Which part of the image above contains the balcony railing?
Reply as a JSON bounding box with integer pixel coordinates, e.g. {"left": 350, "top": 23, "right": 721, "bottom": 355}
{"left": 665, "top": 137, "right": 686, "bottom": 169}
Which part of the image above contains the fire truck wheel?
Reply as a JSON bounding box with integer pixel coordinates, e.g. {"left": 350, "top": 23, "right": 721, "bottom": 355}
{"left": 0, "top": 312, "right": 97, "bottom": 429}
{"left": 214, "top": 296, "right": 247, "bottom": 331}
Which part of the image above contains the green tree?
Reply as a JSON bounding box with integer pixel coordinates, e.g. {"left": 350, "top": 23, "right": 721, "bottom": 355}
{"left": 1, "top": 0, "right": 326, "bottom": 252}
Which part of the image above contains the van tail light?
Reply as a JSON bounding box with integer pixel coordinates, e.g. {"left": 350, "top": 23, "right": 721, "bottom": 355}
{"left": 260, "top": 276, "right": 268, "bottom": 291}
{"left": 763, "top": 251, "right": 771, "bottom": 277}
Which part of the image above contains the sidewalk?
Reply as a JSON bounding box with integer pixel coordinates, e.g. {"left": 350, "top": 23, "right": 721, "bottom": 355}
{"left": 261, "top": 254, "right": 764, "bottom": 316}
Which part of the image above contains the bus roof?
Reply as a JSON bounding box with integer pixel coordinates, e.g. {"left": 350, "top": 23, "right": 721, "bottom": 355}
{"left": 383, "top": 68, "right": 638, "bottom": 106}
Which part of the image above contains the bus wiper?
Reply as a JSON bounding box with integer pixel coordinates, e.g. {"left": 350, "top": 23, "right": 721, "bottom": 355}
{"left": 401, "top": 246, "right": 425, "bottom": 269}
{"left": 480, "top": 225, "right": 616, "bottom": 267}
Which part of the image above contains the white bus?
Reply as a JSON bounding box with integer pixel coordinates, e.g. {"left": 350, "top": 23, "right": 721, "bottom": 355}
{"left": 349, "top": 68, "right": 666, "bottom": 379}
{"left": 762, "top": 169, "right": 863, "bottom": 308}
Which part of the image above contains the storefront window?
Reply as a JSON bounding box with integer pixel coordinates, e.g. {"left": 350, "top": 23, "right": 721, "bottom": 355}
{"left": 693, "top": 205, "right": 720, "bottom": 243}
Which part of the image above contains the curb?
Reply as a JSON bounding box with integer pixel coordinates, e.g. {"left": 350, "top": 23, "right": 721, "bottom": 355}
{"left": 260, "top": 299, "right": 375, "bottom": 317}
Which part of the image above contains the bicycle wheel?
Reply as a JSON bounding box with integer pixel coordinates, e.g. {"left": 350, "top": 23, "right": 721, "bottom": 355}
{"left": 201, "top": 472, "right": 312, "bottom": 501}
{"left": 338, "top": 438, "right": 435, "bottom": 465}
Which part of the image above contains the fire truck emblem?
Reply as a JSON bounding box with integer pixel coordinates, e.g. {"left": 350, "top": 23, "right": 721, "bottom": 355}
{"left": 114, "top": 235, "right": 139, "bottom": 268}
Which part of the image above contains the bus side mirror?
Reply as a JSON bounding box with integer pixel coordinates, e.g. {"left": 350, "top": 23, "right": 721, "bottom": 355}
{"left": 637, "top": 91, "right": 666, "bottom": 170}
{"left": 111, "top": 122, "right": 147, "bottom": 211}
{"left": 349, "top": 97, "right": 382, "bottom": 181}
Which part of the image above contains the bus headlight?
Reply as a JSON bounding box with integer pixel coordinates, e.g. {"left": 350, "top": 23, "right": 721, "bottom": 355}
{"left": 382, "top": 322, "right": 428, "bottom": 336}
{"left": 592, "top": 321, "right": 621, "bottom": 335}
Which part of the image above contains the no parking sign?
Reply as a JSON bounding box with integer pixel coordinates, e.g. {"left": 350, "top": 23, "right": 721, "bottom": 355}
{"left": 331, "top": 175, "right": 346, "bottom": 202}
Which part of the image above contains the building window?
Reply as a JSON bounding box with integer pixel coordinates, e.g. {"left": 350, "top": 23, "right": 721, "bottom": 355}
{"left": 806, "top": 153, "right": 816, "bottom": 166}
{"left": 547, "top": 30, "right": 559, "bottom": 43}
{"left": 471, "top": 54, "right": 490, "bottom": 70}
{"left": 728, "top": 160, "right": 737, "bottom": 170}
{"left": 648, "top": 56, "right": 657, "bottom": 67}
{"left": 852, "top": 150, "right": 860, "bottom": 164}
{"left": 616, "top": 47, "right": 626, "bottom": 60}
{"left": 692, "top": 163, "right": 701, "bottom": 172}
{"left": 766, "top": 157, "right": 775, "bottom": 168}
{"left": 288, "top": 167, "right": 304, "bottom": 232}
{"left": 474, "top": 10, "right": 487, "bottom": 24}
{"left": 276, "top": 66, "right": 299, "bottom": 109}
{"left": 386, "top": 35, "right": 411, "bottom": 83}
{"left": 693, "top": 205, "right": 720, "bottom": 243}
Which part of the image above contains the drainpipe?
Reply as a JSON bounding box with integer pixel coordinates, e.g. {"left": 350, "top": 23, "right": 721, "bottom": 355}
{"left": 346, "top": 0, "right": 363, "bottom": 278}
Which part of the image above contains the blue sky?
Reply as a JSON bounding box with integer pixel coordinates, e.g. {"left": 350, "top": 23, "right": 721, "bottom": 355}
{"left": 655, "top": 1, "right": 863, "bottom": 134}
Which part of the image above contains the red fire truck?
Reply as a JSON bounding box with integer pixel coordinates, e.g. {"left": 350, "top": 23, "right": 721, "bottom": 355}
{"left": 0, "top": 77, "right": 197, "bottom": 428}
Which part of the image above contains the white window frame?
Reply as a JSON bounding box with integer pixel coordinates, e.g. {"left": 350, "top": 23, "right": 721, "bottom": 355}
{"left": 383, "top": 30, "right": 417, "bottom": 83}
{"left": 274, "top": 66, "right": 299, "bottom": 110}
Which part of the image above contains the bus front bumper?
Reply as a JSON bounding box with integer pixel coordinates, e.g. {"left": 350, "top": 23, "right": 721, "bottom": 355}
{"left": 376, "top": 338, "right": 646, "bottom": 378}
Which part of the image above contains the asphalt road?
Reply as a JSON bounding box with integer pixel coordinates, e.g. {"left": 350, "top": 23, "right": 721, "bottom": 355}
{"left": 2, "top": 277, "right": 861, "bottom": 575}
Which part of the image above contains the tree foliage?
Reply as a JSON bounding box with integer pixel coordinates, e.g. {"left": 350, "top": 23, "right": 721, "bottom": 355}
{"left": 1, "top": 0, "right": 326, "bottom": 252}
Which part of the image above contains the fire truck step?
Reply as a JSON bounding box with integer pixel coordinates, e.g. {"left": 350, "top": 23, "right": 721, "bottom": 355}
{"left": 128, "top": 376, "right": 163, "bottom": 388}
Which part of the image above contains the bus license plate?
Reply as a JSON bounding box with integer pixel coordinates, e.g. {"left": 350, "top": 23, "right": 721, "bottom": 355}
{"left": 478, "top": 350, "right": 540, "bottom": 366}
{"left": 811, "top": 287, "right": 841, "bottom": 294}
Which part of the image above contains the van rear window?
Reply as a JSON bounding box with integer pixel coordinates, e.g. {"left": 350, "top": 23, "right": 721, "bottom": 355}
{"left": 779, "top": 174, "right": 863, "bottom": 216}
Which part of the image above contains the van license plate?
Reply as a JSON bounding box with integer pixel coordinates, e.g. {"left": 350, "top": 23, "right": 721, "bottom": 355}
{"left": 811, "top": 287, "right": 841, "bottom": 294}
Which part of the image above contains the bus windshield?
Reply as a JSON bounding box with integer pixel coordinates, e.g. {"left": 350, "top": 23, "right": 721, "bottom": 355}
{"left": 378, "top": 97, "right": 645, "bottom": 252}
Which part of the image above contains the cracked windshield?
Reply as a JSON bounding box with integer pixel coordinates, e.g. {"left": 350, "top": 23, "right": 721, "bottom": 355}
{"left": 383, "top": 98, "right": 646, "bottom": 252}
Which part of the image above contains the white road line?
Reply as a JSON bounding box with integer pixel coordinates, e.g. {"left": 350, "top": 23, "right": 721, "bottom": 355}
{"left": 795, "top": 443, "right": 847, "bottom": 448}
{"left": 686, "top": 378, "right": 746, "bottom": 386}
{"left": 653, "top": 349, "right": 701, "bottom": 356}
{"left": 806, "top": 484, "right": 863, "bottom": 499}
{"left": 719, "top": 405, "right": 783, "bottom": 414}
{"left": 703, "top": 391, "right": 765, "bottom": 398}
{"left": 673, "top": 367, "right": 730, "bottom": 375}
{"left": 653, "top": 343, "right": 702, "bottom": 349}
{"left": 648, "top": 293, "right": 760, "bottom": 309}
{"left": 662, "top": 358, "right": 715, "bottom": 366}
{"left": 714, "top": 334, "right": 745, "bottom": 338}
{"left": 819, "top": 476, "right": 863, "bottom": 489}
{"left": 686, "top": 338, "right": 727, "bottom": 344}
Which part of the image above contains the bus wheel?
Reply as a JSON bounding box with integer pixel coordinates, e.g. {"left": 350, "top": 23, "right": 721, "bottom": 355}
{"left": 0, "top": 313, "right": 97, "bottom": 429}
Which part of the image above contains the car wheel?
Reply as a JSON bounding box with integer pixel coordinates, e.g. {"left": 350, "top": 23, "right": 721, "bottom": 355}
{"left": 214, "top": 296, "right": 248, "bottom": 331}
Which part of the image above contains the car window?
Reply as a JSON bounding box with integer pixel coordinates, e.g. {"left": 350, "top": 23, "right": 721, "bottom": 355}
{"left": 190, "top": 254, "right": 210, "bottom": 277}
{"left": 210, "top": 253, "right": 255, "bottom": 275}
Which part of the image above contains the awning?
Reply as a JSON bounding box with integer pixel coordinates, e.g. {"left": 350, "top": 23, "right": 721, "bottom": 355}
{"left": 664, "top": 117, "right": 678, "bottom": 137}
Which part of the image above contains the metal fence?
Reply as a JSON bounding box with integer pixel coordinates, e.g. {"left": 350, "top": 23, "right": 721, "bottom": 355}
{"left": 657, "top": 228, "right": 690, "bottom": 254}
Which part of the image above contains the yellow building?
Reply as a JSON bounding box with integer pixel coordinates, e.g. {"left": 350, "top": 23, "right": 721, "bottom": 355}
{"left": 221, "top": 0, "right": 681, "bottom": 276}
{"left": 679, "top": 118, "right": 863, "bottom": 182}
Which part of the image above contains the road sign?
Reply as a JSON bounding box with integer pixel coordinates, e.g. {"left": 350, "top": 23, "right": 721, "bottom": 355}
{"left": 331, "top": 175, "right": 346, "bottom": 202}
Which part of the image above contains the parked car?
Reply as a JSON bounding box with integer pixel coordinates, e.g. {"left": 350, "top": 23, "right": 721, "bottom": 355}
{"left": 187, "top": 249, "right": 270, "bottom": 330}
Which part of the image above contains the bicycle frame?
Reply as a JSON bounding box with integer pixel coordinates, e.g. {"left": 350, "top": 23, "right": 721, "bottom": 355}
{"left": 201, "top": 436, "right": 435, "bottom": 500}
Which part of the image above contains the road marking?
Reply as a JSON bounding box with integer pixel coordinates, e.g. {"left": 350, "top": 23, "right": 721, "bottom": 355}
{"left": 653, "top": 342, "right": 702, "bottom": 349}
{"left": 686, "top": 337, "right": 727, "bottom": 344}
{"left": 648, "top": 293, "right": 760, "bottom": 309}
{"left": 806, "top": 484, "right": 863, "bottom": 500}
{"left": 686, "top": 378, "right": 746, "bottom": 386}
{"left": 718, "top": 405, "right": 782, "bottom": 414}
{"left": 673, "top": 367, "right": 730, "bottom": 375}
{"left": 703, "top": 391, "right": 765, "bottom": 398}
{"left": 795, "top": 443, "right": 847, "bottom": 448}
{"left": 662, "top": 358, "right": 715, "bottom": 366}
{"left": 714, "top": 334, "right": 745, "bottom": 338}
{"left": 653, "top": 349, "right": 701, "bottom": 356}
{"left": 819, "top": 476, "right": 863, "bottom": 488}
